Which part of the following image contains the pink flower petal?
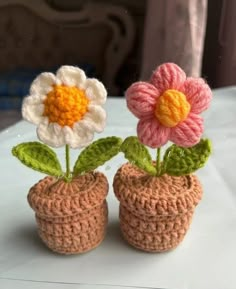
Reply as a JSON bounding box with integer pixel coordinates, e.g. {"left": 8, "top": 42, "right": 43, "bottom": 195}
{"left": 150, "top": 63, "right": 186, "bottom": 94}
{"left": 126, "top": 82, "right": 159, "bottom": 118}
{"left": 170, "top": 113, "right": 204, "bottom": 147}
{"left": 183, "top": 77, "right": 212, "bottom": 114}
{"left": 137, "top": 117, "right": 170, "bottom": 148}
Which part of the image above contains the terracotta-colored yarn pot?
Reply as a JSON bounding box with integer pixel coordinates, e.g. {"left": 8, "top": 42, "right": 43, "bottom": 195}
{"left": 28, "top": 172, "right": 108, "bottom": 254}
{"left": 113, "top": 163, "right": 202, "bottom": 252}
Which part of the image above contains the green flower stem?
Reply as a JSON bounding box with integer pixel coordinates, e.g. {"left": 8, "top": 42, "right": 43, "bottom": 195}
{"left": 65, "top": 144, "right": 71, "bottom": 182}
{"left": 156, "top": 147, "right": 161, "bottom": 176}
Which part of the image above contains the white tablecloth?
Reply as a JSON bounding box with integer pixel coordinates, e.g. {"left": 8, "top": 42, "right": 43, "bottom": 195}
{"left": 0, "top": 87, "right": 236, "bottom": 289}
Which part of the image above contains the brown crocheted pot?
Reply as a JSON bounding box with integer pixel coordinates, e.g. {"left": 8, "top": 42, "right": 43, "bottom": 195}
{"left": 28, "top": 172, "right": 108, "bottom": 254}
{"left": 113, "top": 163, "right": 203, "bottom": 252}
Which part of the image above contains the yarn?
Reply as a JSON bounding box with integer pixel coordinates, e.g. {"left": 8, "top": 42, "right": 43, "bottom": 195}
{"left": 73, "top": 136, "right": 123, "bottom": 176}
{"left": 120, "top": 136, "right": 157, "bottom": 175}
{"left": 43, "top": 85, "right": 89, "bottom": 127}
{"left": 183, "top": 77, "right": 212, "bottom": 114}
{"left": 126, "top": 82, "right": 159, "bottom": 118}
{"left": 120, "top": 137, "right": 211, "bottom": 177}
{"left": 150, "top": 62, "right": 186, "bottom": 95}
{"left": 115, "top": 62, "right": 212, "bottom": 252}
{"left": 12, "top": 142, "right": 63, "bottom": 177}
{"left": 113, "top": 163, "right": 202, "bottom": 252}
{"left": 22, "top": 65, "right": 107, "bottom": 148}
{"left": 120, "top": 206, "right": 193, "bottom": 252}
{"left": 12, "top": 136, "right": 122, "bottom": 179}
{"left": 169, "top": 113, "right": 204, "bottom": 147}
{"left": 163, "top": 138, "right": 212, "bottom": 176}
{"left": 125, "top": 62, "right": 212, "bottom": 148}
{"left": 137, "top": 117, "right": 170, "bottom": 148}
{"left": 55, "top": 65, "right": 86, "bottom": 87}
{"left": 37, "top": 202, "right": 107, "bottom": 254}
{"left": 28, "top": 171, "right": 109, "bottom": 254}
{"left": 154, "top": 89, "right": 190, "bottom": 127}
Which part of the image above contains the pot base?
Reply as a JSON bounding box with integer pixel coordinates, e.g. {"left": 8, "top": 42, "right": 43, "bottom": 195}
{"left": 37, "top": 201, "right": 108, "bottom": 254}
{"left": 119, "top": 205, "right": 193, "bottom": 252}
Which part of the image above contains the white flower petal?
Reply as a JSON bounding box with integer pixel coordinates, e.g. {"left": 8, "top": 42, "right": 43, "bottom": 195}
{"left": 82, "top": 105, "right": 106, "bottom": 133}
{"left": 22, "top": 95, "right": 44, "bottom": 124}
{"left": 85, "top": 78, "right": 107, "bottom": 105}
{"left": 30, "top": 72, "right": 57, "bottom": 96}
{"left": 37, "top": 122, "right": 66, "bottom": 148}
{"left": 63, "top": 124, "right": 94, "bottom": 149}
{"left": 53, "top": 123, "right": 63, "bottom": 136}
{"left": 56, "top": 65, "right": 86, "bottom": 88}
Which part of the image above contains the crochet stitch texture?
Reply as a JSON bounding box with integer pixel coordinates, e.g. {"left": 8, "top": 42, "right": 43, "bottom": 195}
{"left": 28, "top": 172, "right": 108, "bottom": 254}
{"left": 113, "top": 163, "right": 202, "bottom": 252}
{"left": 126, "top": 62, "right": 212, "bottom": 148}
{"left": 22, "top": 65, "right": 107, "bottom": 148}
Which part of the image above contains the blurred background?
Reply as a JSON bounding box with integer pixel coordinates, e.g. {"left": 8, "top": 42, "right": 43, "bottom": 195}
{"left": 0, "top": 0, "right": 235, "bottom": 129}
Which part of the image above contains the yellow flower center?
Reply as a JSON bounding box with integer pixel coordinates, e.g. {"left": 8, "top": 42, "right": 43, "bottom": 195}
{"left": 43, "top": 85, "right": 89, "bottom": 127}
{"left": 154, "top": 89, "right": 190, "bottom": 128}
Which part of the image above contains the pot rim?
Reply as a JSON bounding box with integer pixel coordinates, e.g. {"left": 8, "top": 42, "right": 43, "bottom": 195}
{"left": 28, "top": 171, "right": 109, "bottom": 217}
{"left": 113, "top": 163, "right": 202, "bottom": 217}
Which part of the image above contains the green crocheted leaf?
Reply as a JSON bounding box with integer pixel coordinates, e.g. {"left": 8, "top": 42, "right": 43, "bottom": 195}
{"left": 163, "top": 138, "right": 212, "bottom": 176}
{"left": 73, "top": 136, "right": 122, "bottom": 175}
{"left": 12, "top": 142, "right": 63, "bottom": 177}
{"left": 121, "top": 136, "right": 157, "bottom": 175}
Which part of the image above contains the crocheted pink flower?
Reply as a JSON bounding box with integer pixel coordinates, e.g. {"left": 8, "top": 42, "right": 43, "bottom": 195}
{"left": 126, "top": 63, "right": 212, "bottom": 148}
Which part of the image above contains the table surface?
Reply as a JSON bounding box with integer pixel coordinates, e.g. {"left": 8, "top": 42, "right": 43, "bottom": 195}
{"left": 0, "top": 87, "right": 236, "bottom": 289}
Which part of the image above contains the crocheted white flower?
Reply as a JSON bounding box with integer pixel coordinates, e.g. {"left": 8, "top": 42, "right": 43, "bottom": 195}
{"left": 22, "top": 66, "right": 107, "bottom": 148}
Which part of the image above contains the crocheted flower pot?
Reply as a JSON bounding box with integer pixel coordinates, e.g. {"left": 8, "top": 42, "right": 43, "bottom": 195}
{"left": 28, "top": 171, "right": 108, "bottom": 254}
{"left": 113, "top": 163, "right": 202, "bottom": 252}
